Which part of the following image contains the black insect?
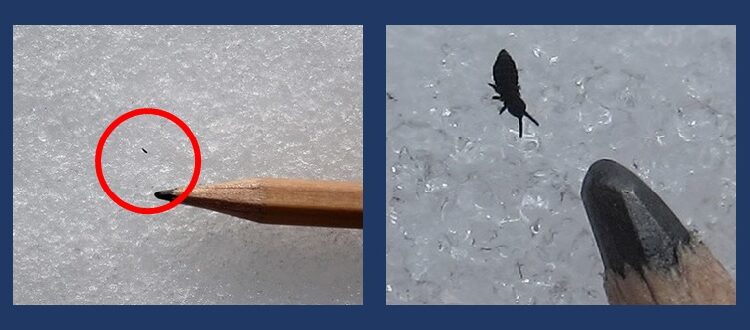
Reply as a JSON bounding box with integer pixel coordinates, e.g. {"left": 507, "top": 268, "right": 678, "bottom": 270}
{"left": 488, "top": 49, "right": 539, "bottom": 137}
{"left": 141, "top": 148, "right": 148, "bottom": 154}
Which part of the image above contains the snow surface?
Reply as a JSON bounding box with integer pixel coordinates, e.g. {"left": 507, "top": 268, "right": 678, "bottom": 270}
{"left": 13, "top": 26, "right": 362, "bottom": 304}
{"left": 386, "top": 26, "right": 735, "bottom": 304}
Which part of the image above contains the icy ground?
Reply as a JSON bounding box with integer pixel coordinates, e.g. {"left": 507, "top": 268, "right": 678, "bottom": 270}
{"left": 386, "top": 26, "right": 735, "bottom": 304}
{"left": 13, "top": 26, "right": 362, "bottom": 304}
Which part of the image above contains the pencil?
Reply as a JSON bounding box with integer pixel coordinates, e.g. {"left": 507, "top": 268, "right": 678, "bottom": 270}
{"left": 581, "top": 159, "right": 735, "bottom": 304}
{"left": 154, "top": 178, "right": 363, "bottom": 229}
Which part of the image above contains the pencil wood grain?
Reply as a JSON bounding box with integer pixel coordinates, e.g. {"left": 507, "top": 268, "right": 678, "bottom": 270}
{"left": 159, "top": 178, "right": 362, "bottom": 229}
{"left": 604, "top": 242, "right": 736, "bottom": 304}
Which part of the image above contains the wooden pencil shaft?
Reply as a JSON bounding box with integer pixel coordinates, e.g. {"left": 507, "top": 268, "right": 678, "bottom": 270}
{"left": 605, "top": 243, "right": 736, "bottom": 304}
{"left": 174, "top": 178, "right": 362, "bottom": 229}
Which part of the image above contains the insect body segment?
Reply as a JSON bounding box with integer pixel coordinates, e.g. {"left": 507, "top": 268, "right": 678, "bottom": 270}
{"left": 489, "top": 49, "right": 539, "bottom": 137}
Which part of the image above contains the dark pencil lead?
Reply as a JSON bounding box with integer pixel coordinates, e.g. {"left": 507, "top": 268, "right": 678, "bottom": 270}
{"left": 581, "top": 159, "right": 691, "bottom": 276}
{"left": 154, "top": 190, "right": 177, "bottom": 201}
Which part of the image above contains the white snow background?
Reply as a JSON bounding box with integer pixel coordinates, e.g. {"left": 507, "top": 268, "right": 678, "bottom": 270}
{"left": 386, "top": 25, "right": 735, "bottom": 304}
{"left": 13, "top": 26, "right": 362, "bottom": 304}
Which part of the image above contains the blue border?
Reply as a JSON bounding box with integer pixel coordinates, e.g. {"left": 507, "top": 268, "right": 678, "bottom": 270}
{"left": 2, "top": 0, "right": 742, "bottom": 328}
{"left": 364, "top": 23, "right": 386, "bottom": 308}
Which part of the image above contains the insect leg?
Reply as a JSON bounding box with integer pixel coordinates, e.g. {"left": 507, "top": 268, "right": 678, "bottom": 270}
{"left": 518, "top": 116, "right": 523, "bottom": 137}
{"left": 499, "top": 106, "right": 507, "bottom": 115}
{"left": 488, "top": 83, "right": 497, "bottom": 90}
{"left": 525, "top": 112, "right": 540, "bottom": 126}
{"left": 492, "top": 96, "right": 501, "bottom": 100}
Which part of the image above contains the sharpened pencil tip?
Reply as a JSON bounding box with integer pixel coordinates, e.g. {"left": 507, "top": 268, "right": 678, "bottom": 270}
{"left": 581, "top": 159, "right": 691, "bottom": 276}
{"left": 154, "top": 190, "right": 177, "bottom": 201}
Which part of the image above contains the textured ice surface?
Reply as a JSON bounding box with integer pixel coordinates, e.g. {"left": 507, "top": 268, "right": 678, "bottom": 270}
{"left": 386, "top": 26, "right": 735, "bottom": 304}
{"left": 14, "top": 26, "right": 363, "bottom": 304}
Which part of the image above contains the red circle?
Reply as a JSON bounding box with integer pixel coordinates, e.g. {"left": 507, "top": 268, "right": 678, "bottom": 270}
{"left": 95, "top": 108, "right": 201, "bottom": 214}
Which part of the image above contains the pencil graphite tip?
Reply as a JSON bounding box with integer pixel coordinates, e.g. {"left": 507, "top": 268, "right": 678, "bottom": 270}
{"left": 154, "top": 190, "right": 177, "bottom": 201}
{"left": 581, "top": 159, "right": 691, "bottom": 276}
